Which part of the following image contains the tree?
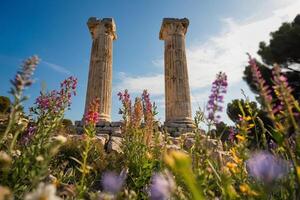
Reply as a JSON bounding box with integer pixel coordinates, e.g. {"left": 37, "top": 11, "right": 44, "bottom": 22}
{"left": 243, "top": 14, "right": 300, "bottom": 101}
{"left": 0, "top": 96, "right": 11, "bottom": 114}
{"left": 258, "top": 14, "right": 300, "bottom": 68}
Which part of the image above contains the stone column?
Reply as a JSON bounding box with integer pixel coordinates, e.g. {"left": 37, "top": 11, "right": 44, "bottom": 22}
{"left": 84, "top": 17, "right": 117, "bottom": 122}
{"left": 159, "top": 18, "right": 194, "bottom": 128}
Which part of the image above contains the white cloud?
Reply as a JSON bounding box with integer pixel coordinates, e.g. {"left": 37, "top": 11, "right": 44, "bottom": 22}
{"left": 42, "top": 61, "right": 72, "bottom": 75}
{"left": 116, "top": 1, "right": 299, "bottom": 96}
{"left": 115, "top": 73, "right": 164, "bottom": 95}
{"left": 114, "top": 1, "right": 300, "bottom": 120}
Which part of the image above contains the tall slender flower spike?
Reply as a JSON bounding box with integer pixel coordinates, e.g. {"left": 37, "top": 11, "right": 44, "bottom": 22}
{"left": 207, "top": 71, "right": 228, "bottom": 124}
{"left": 272, "top": 64, "right": 300, "bottom": 131}
{"left": 84, "top": 98, "right": 100, "bottom": 126}
{"left": 247, "top": 54, "right": 275, "bottom": 121}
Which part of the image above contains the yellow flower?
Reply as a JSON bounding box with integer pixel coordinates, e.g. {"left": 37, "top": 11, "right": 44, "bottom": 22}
{"left": 230, "top": 148, "right": 242, "bottom": 164}
{"left": 248, "top": 124, "right": 255, "bottom": 129}
{"left": 146, "top": 151, "right": 153, "bottom": 160}
{"left": 239, "top": 184, "right": 258, "bottom": 196}
{"left": 164, "top": 150, "right": 190, "bottom": 169}
{"left": 244, "top": 116, "right": 252, "bottom": 121}
{"left": 226, "top": 162, "right": 238, "bottom": 173}
{"left": 236, "top": 134, "right": 246, "bottom": 142}
{"left": 296, "top": 166, "right": 300, "bottom": 180}
{"left": 238, "top": 115, "right": 252, "bottom": 121}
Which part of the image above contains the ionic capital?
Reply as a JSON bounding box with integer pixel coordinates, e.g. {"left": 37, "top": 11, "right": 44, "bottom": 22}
{"left": 159, "top": 18, "right": 189, "bottom": 40}
{"left": 87, "top": 17, "right": 117, "bottom": 40}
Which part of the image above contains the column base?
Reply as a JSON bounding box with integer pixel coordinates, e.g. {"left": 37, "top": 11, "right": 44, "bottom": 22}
{"left": 164, "top": 117, "right": 196, "bottom": 137}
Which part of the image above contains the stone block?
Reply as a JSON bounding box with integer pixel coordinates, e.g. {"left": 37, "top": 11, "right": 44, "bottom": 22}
{"left": 111, "top": 121, "right": 123, "bottom": 127}
{"left": 171, "top": 131, "right": 181, "bottom": 137}
{"left": 97, "top": 134, "right": 110, "bottom": 141}
{"left": 96, "top": 121, "right": 106, "bottom": 127}
{"left": 111, "top": 127, "right": 122, "bottom": 137}
{"left": 75, "top": 120, "right": 83, "bottom": 127}
{"left": 105, "top": 121, "right": 111, "bottom": 127}
{"left": 95, "top": 135, "right": 108, "bottom": 146}
{"left": 107, "top": 136, "right": 124, "bottom": 154}
{"left": 76, "top": 127, "right": 84, "bottom": 134}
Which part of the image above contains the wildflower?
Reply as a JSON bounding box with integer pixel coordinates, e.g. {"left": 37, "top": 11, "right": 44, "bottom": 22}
{"left": 131, "top": 97, "right": 143, "bottom": 128}
{"left": 247, "top": 54, "right": 275, "bottom": 120}
{"left": 272, "top": 64, "right": 299, "bottom": 130}
{"left": 235, "top": 134, "right": 246, "bottom": 142}
{"left": 296, "top": 166, "right": 300, "bottom": 180}
{"left": 229, "top": 148, "right": 242, "bottom": 164}
{"left": 36, "top": 155, "right": 44, "bottom": 162}
{"left": 34, "top": 76, "right": 77, "bottom": 115}
{"left": 228, "top": 127, "right": 236, "bottom": 142}
{"left": 11, "top": 150, "right": 21, "bottom": 157}
{"left": 10, "top": 56, "right": 39, "bottom": 93}
{"left": 21, "top": 124, "right": 36, "bottom": 145}
{"left": 239, "top": 183, "right": 258, "bottom": 196}
{"left": 84, "top": 98, "right": 100, "bottom": 126}
{"left": 52, "top": 135, "right": 67, "bottom": 144}
{"left": 142, "top": 90, "right": 156, "bottom": 145}
{"left": 226, "top": 162, "right": 238, "bottom": 173}
{"left": 246, "top": 151, "right": 289, "bottom": 184}
{"left": 101, "top": 169, "right": 128, "bottom": 194}
{"left": 25, "top": 183, "right": 61, "bottom": 200}
{"left": 164, "top": 150, "right": 190, "bottom": 169}
{"left": 142, "top": 89, "right": 154, "bottom": 120}
{"left": 149, "top": 171, "right": 176, "bottom": 200}
{"left": 239, "top": 115, "right": 252, "bottom": 122}
{"left": 207, "top": 72, "right": 228, "bottom": 124}
{"left": 118, "top": 89, "right": 132, "bottom": 124}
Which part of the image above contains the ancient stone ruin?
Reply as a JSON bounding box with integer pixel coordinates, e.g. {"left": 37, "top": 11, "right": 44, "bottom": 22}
{"left": 75, "top": 17, "right": 196, "bottom": 144}
{"left": 84, "top": 17, "right": 116, "bottom": 122}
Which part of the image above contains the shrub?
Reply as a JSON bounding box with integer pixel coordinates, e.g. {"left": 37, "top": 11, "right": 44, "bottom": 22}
{"left": 0, "top": 96, "right": 11, "bottom": 114}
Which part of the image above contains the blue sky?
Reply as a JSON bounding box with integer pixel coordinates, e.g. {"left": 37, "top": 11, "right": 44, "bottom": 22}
{"left": 0, "top": 0, "right": 299, "bottom": 123}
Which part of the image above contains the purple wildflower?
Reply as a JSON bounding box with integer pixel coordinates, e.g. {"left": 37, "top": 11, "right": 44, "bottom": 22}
{"left": 272, "top": 65, "right": 299, "bottom": 129}
{"left": 20, "top": 124, "right": 36, "bottom": 145}
{"left": 207, "top": 72, "right": 228, "bottom": 123}
{"left": 10, "top": 56, "right": 39, "bottom": 93}
{"left": 34, "top": 76, "right": 77, "bottom": 115}
{"left": 101, "top": 169, "right": 127, "bottom": 194}
{"left": 149, "top": 171, "right": 176, "bottom": 200}
{"left": 247, "top": 54, "right": 275, "bottom": 120}
{"left": 246, "top": 151, "right": 289, "bottom": 184}
{"left": 118, "top": 90, "right": 132, "bottom": 124}
{"left": 228, "top": 127, "right": 236, "bottom": 142}
{"left": 142, "top": 90, "right": 153, "bottom": 116}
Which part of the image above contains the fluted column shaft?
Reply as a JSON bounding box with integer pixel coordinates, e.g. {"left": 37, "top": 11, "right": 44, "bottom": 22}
{"left": 160, "top": 18, "right": 193, "bottom": 124}
{"left": 84, "top": 17, "right": 117, "bottom": 122}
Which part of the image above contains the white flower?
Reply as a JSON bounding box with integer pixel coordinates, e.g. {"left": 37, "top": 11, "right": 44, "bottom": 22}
{"left": 36, "top": 155, "right": 44, "bottom": 162}
{"left": 53, "top": 135, "right": 67, "bottom": 144}
{"left": 25, "top": 183, "right": 61, "bottom": 200}
{"left": 11, "top": 150, "right": 21, "bottom": 157}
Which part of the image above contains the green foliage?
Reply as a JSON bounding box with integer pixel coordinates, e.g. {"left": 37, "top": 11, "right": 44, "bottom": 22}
{"left": 118, "top": 90, "right": 161, "bottom": 199}
{"left": 258, "top": 14, "right": 300, "bottom": 67}
{"left": 0, "top": 96, "right": 11, "bottom": 114}
{"left": 243, "top": 14, "right": 300, "bottom": 101}
{"left": 62, "top": 118, "right": 73, "bottom": 127}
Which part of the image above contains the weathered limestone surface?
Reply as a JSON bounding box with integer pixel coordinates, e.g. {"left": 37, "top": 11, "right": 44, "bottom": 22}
{"left": 160, "top": 18, "right": 195, "bottom": 131}
{"left": 84, "top": 17, "right": 117, "bottom": 122}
